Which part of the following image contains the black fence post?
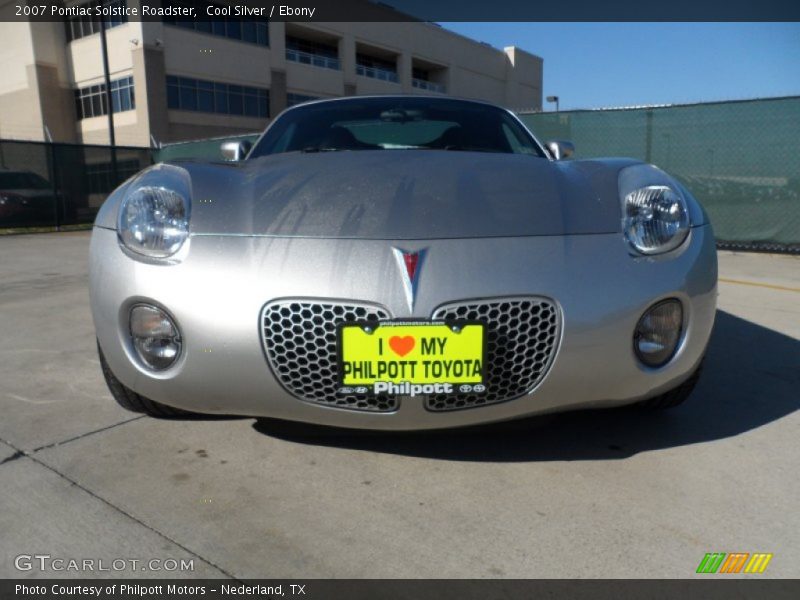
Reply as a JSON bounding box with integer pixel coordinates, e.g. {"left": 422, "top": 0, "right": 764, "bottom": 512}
{"left": 49, "top": 142, "right": 61, "bottom": 231}
{"left": 99, "top": 12, "right": 119, "bottom": 188}
{"left": 644, "top": 110, "right": 653, "bottom": 164}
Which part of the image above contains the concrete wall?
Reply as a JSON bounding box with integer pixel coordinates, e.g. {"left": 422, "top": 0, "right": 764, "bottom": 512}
{"left": 0, "top": 17, "right": 35, "bottom": 95}
{"left": 34, "top": 64, "right": 79, "bottom": 143}
{"left": 67, "top": 22, "right": 138, "bottom": 84}
{"left": 161, "top": 24, "right": 272, "bottom": 86}
{"left": 0, "top": 16, "right": 45, "bottom": 141}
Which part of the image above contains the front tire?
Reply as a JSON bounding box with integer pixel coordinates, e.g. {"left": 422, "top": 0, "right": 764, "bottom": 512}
{"left": 637, "top": 360, "right": 704, "bottom": 410}
{"left": 98, "top": 342, "right": 195, "bottom": 418}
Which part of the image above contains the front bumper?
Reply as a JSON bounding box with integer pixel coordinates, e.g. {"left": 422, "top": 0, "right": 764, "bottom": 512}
{"left": 90, "top": 226, "right": 717, "bottom": 430}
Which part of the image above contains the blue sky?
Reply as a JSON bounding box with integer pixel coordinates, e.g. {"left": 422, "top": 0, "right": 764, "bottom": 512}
{"left": 438, "top": 23, "right": 800, "bottom": 110}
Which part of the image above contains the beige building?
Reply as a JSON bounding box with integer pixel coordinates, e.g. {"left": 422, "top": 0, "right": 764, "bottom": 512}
{"left": 0, "top": 1, "right": 543, "bottom": 147}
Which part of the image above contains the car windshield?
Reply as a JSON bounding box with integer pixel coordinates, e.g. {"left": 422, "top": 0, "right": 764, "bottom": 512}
{"left": 0, "top": 171, "right": 51, "bottom": 190}
{"left": 249, "top": 97, "right": 547, "bottom": 158}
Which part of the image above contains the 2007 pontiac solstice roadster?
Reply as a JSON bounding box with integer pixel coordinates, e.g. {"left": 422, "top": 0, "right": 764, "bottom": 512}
{"left": 90, "top": 96, "right": 717, "bottom": 430}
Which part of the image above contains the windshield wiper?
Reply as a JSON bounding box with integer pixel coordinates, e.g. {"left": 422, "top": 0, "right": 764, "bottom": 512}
{"left": 301, "top": 146, "right": 345, "bottom": 153}
{"left": 443, "top": 145, "right": 504, "bottom": 154}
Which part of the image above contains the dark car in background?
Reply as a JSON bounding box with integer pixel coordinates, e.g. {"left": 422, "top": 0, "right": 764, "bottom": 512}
{"left": 0, "top": 170, "right": 58, "bottom": 227}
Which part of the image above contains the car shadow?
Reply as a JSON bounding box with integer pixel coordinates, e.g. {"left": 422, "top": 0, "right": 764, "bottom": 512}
{"left": 252, "top": 310, "right": 799, "bottom": 461}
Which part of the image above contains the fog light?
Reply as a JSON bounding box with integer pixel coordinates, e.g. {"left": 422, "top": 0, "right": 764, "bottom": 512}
{"left": 130, "top": 304, "right": 181, "bottom": 370}
{"left": 634, "top": 299, "right": 683, "bottom": 367}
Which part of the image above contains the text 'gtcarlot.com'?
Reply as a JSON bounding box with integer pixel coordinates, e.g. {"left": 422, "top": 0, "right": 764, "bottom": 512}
{"left": 14, "top": 554, "right": 194, "bottom": 572}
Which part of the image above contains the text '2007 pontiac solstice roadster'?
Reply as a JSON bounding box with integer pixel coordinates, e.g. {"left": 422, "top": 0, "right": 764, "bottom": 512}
{"left": 90, "top": 96, "right": 717, "bottom": 430}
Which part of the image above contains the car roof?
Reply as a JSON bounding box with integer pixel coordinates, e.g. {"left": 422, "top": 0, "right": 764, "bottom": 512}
{"left": 284, "top": 94, "right": 506, "bottom": 112}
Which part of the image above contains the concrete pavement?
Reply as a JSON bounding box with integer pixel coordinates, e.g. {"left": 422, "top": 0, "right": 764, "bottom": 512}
{"left": 1, "top": 232, "right": 798, "bottom": 578}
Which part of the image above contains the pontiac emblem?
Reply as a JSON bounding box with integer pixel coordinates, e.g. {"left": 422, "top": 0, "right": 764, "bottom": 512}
{"left": 392, "top": 247, "right": 426, "bottom": 313}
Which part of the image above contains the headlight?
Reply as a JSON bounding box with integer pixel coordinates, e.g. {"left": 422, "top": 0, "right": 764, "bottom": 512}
{"left": 118, "top": 166, "right": 191, "bottom": 258}
{"left": 620, "top": 165, "right": 690, "bottom": 255}
{"left": 0, "top": 192, "right": 24, "bottom": 205}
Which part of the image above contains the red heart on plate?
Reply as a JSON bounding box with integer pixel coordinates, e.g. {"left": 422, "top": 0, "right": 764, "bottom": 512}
{"left": 389, "top": 336, "right": 415, "bottom": 357}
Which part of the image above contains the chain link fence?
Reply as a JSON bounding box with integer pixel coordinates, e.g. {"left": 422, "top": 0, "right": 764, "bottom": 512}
{"left": 0, "top": 140, "right": 151, "bottom": 231}
{"left": 518, "top": 96, "right": 800, "bottom": 253}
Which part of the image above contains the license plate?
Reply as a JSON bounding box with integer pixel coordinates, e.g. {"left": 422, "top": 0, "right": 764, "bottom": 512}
{"left": 337, "top": 321, "right": 485, "bottom": 396}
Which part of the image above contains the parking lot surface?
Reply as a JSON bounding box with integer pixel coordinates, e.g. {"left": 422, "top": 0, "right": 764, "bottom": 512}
{"left": 1, "top": 232, "right": 798, "bottom": 578}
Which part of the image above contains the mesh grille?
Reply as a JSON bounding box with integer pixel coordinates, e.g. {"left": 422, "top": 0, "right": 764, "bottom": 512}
{"left": 426, "top": 298, "right": 560, "bottom": 411}
{"left": 262, "top": 301, "right": 395, "bottom": 412}
{"left": 261, "top": 297, "right": 560, "bottom": 414}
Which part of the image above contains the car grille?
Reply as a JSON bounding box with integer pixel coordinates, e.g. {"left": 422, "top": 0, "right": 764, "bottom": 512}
{"left": 427, "top": 298, "right": 560, "bottom": 411}
{"left": 261, "top": 297, "right": 560, "bottom": 413}
{"left": 262, "top": 301, "right": 396, "bottom": 412}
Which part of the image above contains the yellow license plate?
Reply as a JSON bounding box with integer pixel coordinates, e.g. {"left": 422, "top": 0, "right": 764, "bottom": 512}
{"left": 338, "top": 321, "right": 485, "bottom": 396}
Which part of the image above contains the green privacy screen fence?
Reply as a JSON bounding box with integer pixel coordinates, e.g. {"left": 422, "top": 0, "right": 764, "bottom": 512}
{"left": 518, "top": 96, "right": 800, "bottom": 253}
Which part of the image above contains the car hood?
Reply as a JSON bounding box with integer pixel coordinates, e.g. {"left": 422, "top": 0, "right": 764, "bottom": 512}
{"left": 179, "top": 151, "right": 639, "bottom": 239}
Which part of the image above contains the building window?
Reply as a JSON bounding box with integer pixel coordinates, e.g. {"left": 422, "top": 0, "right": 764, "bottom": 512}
{"left": 287, "top": 93, "right": 320, "bottom": 107}
{"left": 166, "top": 75, "right": 269, "bottom": 118}
{"left": 412, "top": 79, "right": 445, "bottom": 93}
{"left": 65, "top": 0, "right": 128, "bottom": 42}
{"left": 86, "top": 159, "right": 143, "bottom": 194}
{"left": 412, "top": 68, "right": 445, "bottom": 93}
{"left": 285, "top": 36, "right": 340, "bottom": 70}
{"left": 74, "top": 76, "right": 135, "bottom": 120}
{"left": 356, "top": 54, "right": 398, "bottom": 83}
{"left": 412, "top": 67, "right": 430, "bottom": 82}
{"left": 163, "top": 2, "right": 269, "bottom": 46}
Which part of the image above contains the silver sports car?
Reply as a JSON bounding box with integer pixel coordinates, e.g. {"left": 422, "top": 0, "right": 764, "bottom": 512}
{"left": 90, "top": 95, "right": 717, "bottom": 430}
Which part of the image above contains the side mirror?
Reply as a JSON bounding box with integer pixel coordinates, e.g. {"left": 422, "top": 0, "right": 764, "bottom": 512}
{"left": 546, "top": 140, "right": 575, "bottom": 160}
{"left": 221, "top": 140, "right": 252, "bottom": 161}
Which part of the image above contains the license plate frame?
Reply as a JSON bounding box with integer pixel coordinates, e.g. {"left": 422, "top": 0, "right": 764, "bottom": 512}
{"left": 336, "top": 320, "right": 486, "bottom": 396}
